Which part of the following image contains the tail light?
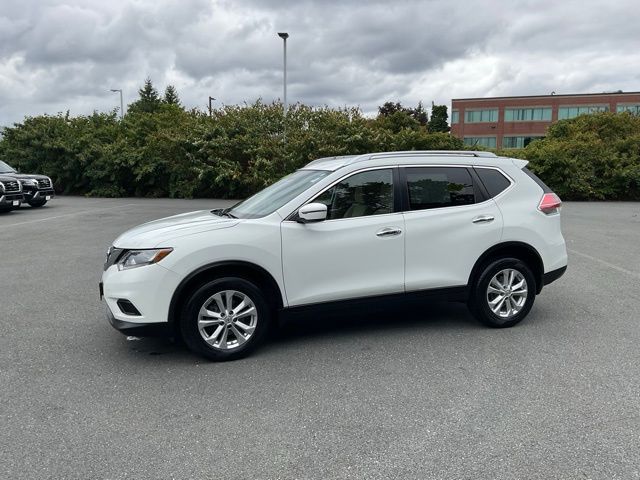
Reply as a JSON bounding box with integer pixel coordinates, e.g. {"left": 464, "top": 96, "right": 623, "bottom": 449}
{"left": 538, "top": 193, "right": 562, "bottom": 214}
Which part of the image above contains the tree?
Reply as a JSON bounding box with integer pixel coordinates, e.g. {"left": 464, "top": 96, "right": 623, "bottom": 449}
{"left": 428, "top": 105, "right": 450, "bottom": 133}
{"left": 163, "top": 85, "right": 181, "bottom": 106}
{"left": 378, "top": 101, "right": 428, "bottom": 127}
{"left": 378, "top": 101, "right": 405, "bottom": 117}
{"left": 409, "top": 101, "right": 429, "bottom": 126}
{"left": 128, "top": 78, "right": 162, "bottom": 114}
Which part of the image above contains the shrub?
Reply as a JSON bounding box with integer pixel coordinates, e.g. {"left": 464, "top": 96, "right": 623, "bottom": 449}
{"left": 1, "top": 106, "right": 638, "bottom": 200}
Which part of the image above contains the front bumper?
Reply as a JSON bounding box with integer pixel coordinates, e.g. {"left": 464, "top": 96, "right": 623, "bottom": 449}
{"left": 22, "top": 185, "right": 55, "bottom": 202}
{"left": 105, "top": 307, "right": 173, "bottom": 337}
{"left": 102, "top": 262, "right": 181, "bottom": 336}
{"left": 0, "top": 192, "right": 23, "bottom": 207}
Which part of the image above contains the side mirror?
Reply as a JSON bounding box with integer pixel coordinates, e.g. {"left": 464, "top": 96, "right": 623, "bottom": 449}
{"left": 297, "top": 202, "right": 327, "bottom": 223}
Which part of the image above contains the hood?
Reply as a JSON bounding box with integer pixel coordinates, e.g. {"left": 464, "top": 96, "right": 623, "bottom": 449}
{"left": 113, "top": 210, "right": 240, "bottom": 248}
{"left": 6, "top": 173, "right": 50, "bottom": 180}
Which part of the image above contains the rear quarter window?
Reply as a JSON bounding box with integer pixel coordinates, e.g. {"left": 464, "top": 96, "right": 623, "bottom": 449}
{"left": 474, "top": 167, "right": 512, "bottom": 197}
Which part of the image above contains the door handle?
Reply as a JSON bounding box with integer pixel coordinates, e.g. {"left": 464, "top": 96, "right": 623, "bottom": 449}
{"left": 472, "top": 215, "right": 495, "bottom": 224}
{"left": 376, "top": 227, "right": 402, "bottom": 237}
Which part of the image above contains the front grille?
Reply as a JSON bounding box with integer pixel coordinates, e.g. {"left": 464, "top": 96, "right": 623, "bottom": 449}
{"left": 38, "top": 178, "right": 52, "bottom": 189}
{"left": 2, "top": 180, "right": 20, "bottom": 193}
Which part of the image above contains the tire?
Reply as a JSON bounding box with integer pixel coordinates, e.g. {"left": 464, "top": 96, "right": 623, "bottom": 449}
{"left": 0, "top": 207, "right": 12, "bottom": 213}
{"left": 468, "top": 258, "right": 536, "bottom": 328}
{"left": 28, "top": 199, "right": 47, "bottom": 208}
{"left": 180, "top": 277, "right": 271, "bottom": 361}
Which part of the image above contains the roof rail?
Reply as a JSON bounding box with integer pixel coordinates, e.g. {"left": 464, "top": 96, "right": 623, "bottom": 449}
{"left": 366, "top": 150, "right": 497, "bottom": 160}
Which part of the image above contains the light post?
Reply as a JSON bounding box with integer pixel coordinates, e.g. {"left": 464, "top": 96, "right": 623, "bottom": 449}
{"left": 110, "top": 89, "right": 124, "bottom": 119}
{"left": 277, "top": 32, "right": 289, "bottom": 142}
{"left": 208, "top": 96, "right": 216, "bottom": 116}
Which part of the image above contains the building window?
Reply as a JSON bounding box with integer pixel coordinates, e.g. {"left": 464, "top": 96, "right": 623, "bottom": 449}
{"left": 502, "top": 136, "right": 544, "bottom": 149}
{"left": 464, "top": 109, "right": 498, "bottom": 123}
{"left": 451, "top": 110, "right": 459, "bottom": 124}
{"left": 463, "top": 137, "right": 496, "bottom": 148}
{"left": 558, "top": 105, "right": 608, "bottom": 120}
{"left": 617, "top": 104, "right": 640, "bottom": 115}
{"left": 504, "top": 107, "right": 552, "bottom": 122}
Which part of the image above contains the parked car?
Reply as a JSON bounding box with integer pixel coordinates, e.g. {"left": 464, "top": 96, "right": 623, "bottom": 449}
{"left": 0, "top": 174, "right": 24, "bottom": 212}
{"left": 0, "top": 161, "right": 55, "bottom": 208}
{"left": 101, "top": 151, "right": 567, "bottom": 361}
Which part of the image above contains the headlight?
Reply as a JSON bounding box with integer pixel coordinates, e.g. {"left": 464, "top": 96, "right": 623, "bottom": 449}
{"left": 0, "top": 182, "right": 4, "bottom": 192}
{"left": 117, "top": 248, "right": 173, "bottom": 270}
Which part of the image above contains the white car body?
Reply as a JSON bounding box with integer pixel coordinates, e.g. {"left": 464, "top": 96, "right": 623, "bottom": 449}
{"left": 102, "top": 151, "right": 567, "bottom": 339}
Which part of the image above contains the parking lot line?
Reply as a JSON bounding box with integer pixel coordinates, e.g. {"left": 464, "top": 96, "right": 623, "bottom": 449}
{"left": 6, "top": 203, "right": 140, "bottom": 227}
{"left": 568, "top": 248, "right": 640, "bottom": 279}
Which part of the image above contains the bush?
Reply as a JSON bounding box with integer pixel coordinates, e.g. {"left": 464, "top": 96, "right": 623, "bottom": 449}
{"left": 504, "top": 112, "right": 640, "bottom": 200}
{"left": 0, "top": 106, "right": 638, "bottom": 200}
{"left": 0, "top": 101, "right": 463, "bottom": 199}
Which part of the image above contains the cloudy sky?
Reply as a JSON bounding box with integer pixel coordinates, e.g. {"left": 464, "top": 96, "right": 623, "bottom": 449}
{"left": 1, "top": 0, "right": 639, "bottom": 126}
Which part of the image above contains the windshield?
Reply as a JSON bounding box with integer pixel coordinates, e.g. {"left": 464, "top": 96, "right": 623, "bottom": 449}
{"left": 226, "top": 169, "right": 330, "bottom": 219}
{"left": 0, "top": 161, "right": 16, "bottom": 174}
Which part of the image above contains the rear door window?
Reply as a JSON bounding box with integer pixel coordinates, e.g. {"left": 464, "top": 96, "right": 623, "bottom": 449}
{"left": 404, "top": 167, "right": 476, "bottom": 211}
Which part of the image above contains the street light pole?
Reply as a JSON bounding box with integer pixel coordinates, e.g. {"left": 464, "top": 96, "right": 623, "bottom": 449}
{"left": 209, "top": 96, "right": 216, "bottom": 116}
{"left": 110, "top": 89, "right": 123, "bottom": 119}
{"left": 277, "top": 32, "right": 289, "bottom": 142}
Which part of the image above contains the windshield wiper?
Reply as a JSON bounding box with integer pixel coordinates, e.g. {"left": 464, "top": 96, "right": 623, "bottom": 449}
{"left": 211, "top": 208, "right": 237, "bottom": 219}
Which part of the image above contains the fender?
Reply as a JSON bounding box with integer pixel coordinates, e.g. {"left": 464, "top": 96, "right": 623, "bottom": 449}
{"left": 167, "top": 260, "right": 285, "bottom": 328}
{"left": 468, "top": 241, "right": 545, "bottom": 293}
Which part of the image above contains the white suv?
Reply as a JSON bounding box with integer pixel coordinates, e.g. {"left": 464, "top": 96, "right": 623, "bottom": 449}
{"left": 101, "top": 151, "right": 567, "bottom": 360}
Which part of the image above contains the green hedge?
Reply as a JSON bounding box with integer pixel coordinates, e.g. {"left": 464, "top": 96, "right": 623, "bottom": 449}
{"left": 0, "top": 102, "right": 462, "bottom": 199}
{"left": 500, "top": 112, "right": 640, "bottom": 200}
{"left": 1, "top": 105, "right": 639, "bottom": 200}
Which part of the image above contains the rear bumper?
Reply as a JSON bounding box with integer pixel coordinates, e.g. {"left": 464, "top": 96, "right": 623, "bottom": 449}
{"left": 543, "top": 265, "right": 567, "bottom": 287}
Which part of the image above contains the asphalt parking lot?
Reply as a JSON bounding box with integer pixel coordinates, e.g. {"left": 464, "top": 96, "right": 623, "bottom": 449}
{"left": 1, "top": 197, "right": 639, "bottom": 479}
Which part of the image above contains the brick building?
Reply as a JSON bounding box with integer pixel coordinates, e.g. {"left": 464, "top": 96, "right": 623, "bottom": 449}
{"left": 450, "top": 91, "right": 640, "bottom": 149}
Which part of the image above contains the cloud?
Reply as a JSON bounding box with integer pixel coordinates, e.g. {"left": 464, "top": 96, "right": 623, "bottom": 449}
{"left": 0, "top": 0, "right": 638, "bottom": 125}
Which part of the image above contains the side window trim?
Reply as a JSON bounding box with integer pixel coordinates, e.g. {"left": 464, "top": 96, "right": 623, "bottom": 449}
{"left": 468, "top": 167, "right": 490, "bottom": 202}
{"left": 399, "top": 165, "right": 480, "bottom": 213}
{"left": 285, "top": 166, "right": 400, "bottom": 222}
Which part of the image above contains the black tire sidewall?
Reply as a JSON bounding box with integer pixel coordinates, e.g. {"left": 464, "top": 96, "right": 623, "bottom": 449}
{"left": 28, "top": 200, "right": 47, "bottom": 207}
{"left": 180, "top": 277, "right": 271, "bottom": 361}
{"left": 471, "top": 258, "right": 536, "bottom": 328}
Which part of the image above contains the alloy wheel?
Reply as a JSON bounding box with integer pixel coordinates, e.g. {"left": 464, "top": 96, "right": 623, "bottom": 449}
{"left": 486, "top": 268, "right": 528, "bottom": 319}
{"left": 197, "top": 290, "right": 258, "bottom": 350}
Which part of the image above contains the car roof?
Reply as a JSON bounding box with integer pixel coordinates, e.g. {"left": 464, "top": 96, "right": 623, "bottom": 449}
{"left": 302, "top": 150, "right": 511, "bottom": 171}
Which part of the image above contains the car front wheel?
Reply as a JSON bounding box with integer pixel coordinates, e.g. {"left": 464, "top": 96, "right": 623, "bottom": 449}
{"left": 28, "top": 199, "right": 47, "bottom": 208}
{"left": 180, "top": 277, "right": 271, "bottom": 361}
{"left": 469, "top": 258, "right": 536, "bottom": 328}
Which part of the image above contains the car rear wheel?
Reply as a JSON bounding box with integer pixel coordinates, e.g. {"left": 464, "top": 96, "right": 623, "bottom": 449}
{"left": 468, "top": 258, "right": 536, "bottom": 328}
{"left": 28, "top": 199, "right": 47, "bottom": 208}
{"left": 180, "top": 277, "right": 271, "bottom": 361}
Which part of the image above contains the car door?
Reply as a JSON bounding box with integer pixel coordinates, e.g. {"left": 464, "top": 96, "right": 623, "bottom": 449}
{"left": 281, "top": 167, "right": 405, "bottom": 307}
{"left": 401, "top": 165, "right": 503, "bottom": 291}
